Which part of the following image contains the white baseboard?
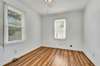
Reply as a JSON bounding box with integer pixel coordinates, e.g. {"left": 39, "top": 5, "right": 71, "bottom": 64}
{"left": 42, "top": 45, "right": 81, "bottom": 51}
{"left": 82, "top": 48, "right": 96, "bottom": 65}
{"left": 42, "top": 44, "right": 81, "bottom": 51}
{"left": 2, "top": 44, "right": 41, "bottom": 66}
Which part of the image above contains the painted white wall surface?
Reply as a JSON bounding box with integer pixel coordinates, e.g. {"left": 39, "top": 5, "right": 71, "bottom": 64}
{"left": 84, "top": 0, "right": 100, "bottom": 65}
{"left": 0, "top": 47, "right": 4, "bottom": 66}
{"left": 0, "top": 0, "right": 42, "bottom": 65}
{"left": 41, "top": 10, "right": 84, "bottom": 50}
{"left": 0, "top": 0, "right": 3, "bottom": 47}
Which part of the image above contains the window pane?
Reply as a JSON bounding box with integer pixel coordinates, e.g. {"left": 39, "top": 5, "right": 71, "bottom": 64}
{"left": 8, "top": 26, "right": 22, "bottom": 41}
{"left": 8, "top": 9, "right": 22, "bottom": 27}
{"left": 55, "top": 19, "right": 66, "bottom": 39}
{"left": 4, "top": 5, "right": 25, "bottom": 43}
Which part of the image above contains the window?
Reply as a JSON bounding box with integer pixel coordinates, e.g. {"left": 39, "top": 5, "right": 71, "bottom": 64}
{"left": 4, "top": 5, "right": 25, "bottom": 44}
{"left": 54, "top": 19, "right": 66, "bottom": 39}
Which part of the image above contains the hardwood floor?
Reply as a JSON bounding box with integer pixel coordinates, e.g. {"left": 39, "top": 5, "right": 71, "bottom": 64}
{"left": 4, "top": 47, "right": 95, "bottom": 66}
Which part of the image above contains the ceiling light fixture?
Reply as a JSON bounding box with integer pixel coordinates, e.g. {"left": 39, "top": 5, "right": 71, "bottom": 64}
{"left": 44, "top": 0, "right": 53, "bottom": 3}
{"left": 44, "top": 0, "right": 54, "bottom": 7}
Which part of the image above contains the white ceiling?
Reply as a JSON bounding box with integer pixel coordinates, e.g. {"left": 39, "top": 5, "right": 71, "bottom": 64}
{"left": 21, "top": 0, "right": 88, "bottom": 15}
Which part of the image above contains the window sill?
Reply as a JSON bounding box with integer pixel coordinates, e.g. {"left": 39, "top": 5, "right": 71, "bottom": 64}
{"left": 5, "top": 40, "right": 25, "bottom": 44}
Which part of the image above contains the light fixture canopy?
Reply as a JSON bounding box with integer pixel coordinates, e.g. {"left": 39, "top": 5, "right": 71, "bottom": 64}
{"left": 44, "top": 0, "right": 53, "bottom": 4}
{"left": 44, "top": 0, "right": 54, "bottom": 7}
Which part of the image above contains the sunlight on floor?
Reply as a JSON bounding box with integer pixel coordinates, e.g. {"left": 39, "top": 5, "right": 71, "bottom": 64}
{"left": 52, "top": 55, "right": 68, "bottom": 66}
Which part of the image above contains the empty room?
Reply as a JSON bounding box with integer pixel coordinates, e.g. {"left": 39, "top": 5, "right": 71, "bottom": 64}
{"left": 0, "top": 0, "right": 100, "bottom": 66}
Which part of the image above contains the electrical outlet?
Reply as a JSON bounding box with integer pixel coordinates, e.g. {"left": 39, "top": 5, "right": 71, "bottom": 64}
{"left": 70, "top": 45, "right": 72, "bottom": 47}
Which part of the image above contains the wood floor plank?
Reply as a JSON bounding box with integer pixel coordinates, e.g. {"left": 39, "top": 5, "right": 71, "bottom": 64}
{"left": 64, "top": 49, "right": 69, "bottom": 66}
{"left": 4, "top": 47, "right": 95, "bottom": 66}
{"left": 46, "top": 49, "right": 57, "bottom": 66}
{"left": 42, "top": 49, "right": 56, "bottom": 66}
{"left": 22, "top": 48, "right": 49, "bottom": 66}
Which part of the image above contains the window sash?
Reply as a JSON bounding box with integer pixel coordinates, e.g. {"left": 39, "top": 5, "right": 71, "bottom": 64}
{"left": 4, "top": 4, "right": 25, "bottom": 44}
{"left": 54, "top": 19, "right": 66, "bottom": 39}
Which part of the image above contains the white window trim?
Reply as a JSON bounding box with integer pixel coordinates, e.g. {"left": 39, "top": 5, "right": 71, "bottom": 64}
{"left": 54, "top": 19, "right": 66, "bottom": 39}
{"left": 4, "top": 4, "right": 25, "bottom": 44}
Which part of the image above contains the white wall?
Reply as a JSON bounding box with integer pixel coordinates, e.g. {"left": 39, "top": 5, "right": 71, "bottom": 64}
{"left": 0, "top": 0, "right": 3, "bottom": 47}
{"left": 84, "top": 0, "right": 100, "bottom": 65}
{"left": 41, "top": 10, "right": 84, "bottom": 50}
{"left": 0, "top": 0, "right": 42, "bottom": 65}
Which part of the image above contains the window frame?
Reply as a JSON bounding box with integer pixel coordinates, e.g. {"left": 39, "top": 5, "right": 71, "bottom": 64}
{"left": 4, "top": 4, "right": 25, "bottom": 44}
{"left": 54, "top": 19, "right": 66, "bottom": 39}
